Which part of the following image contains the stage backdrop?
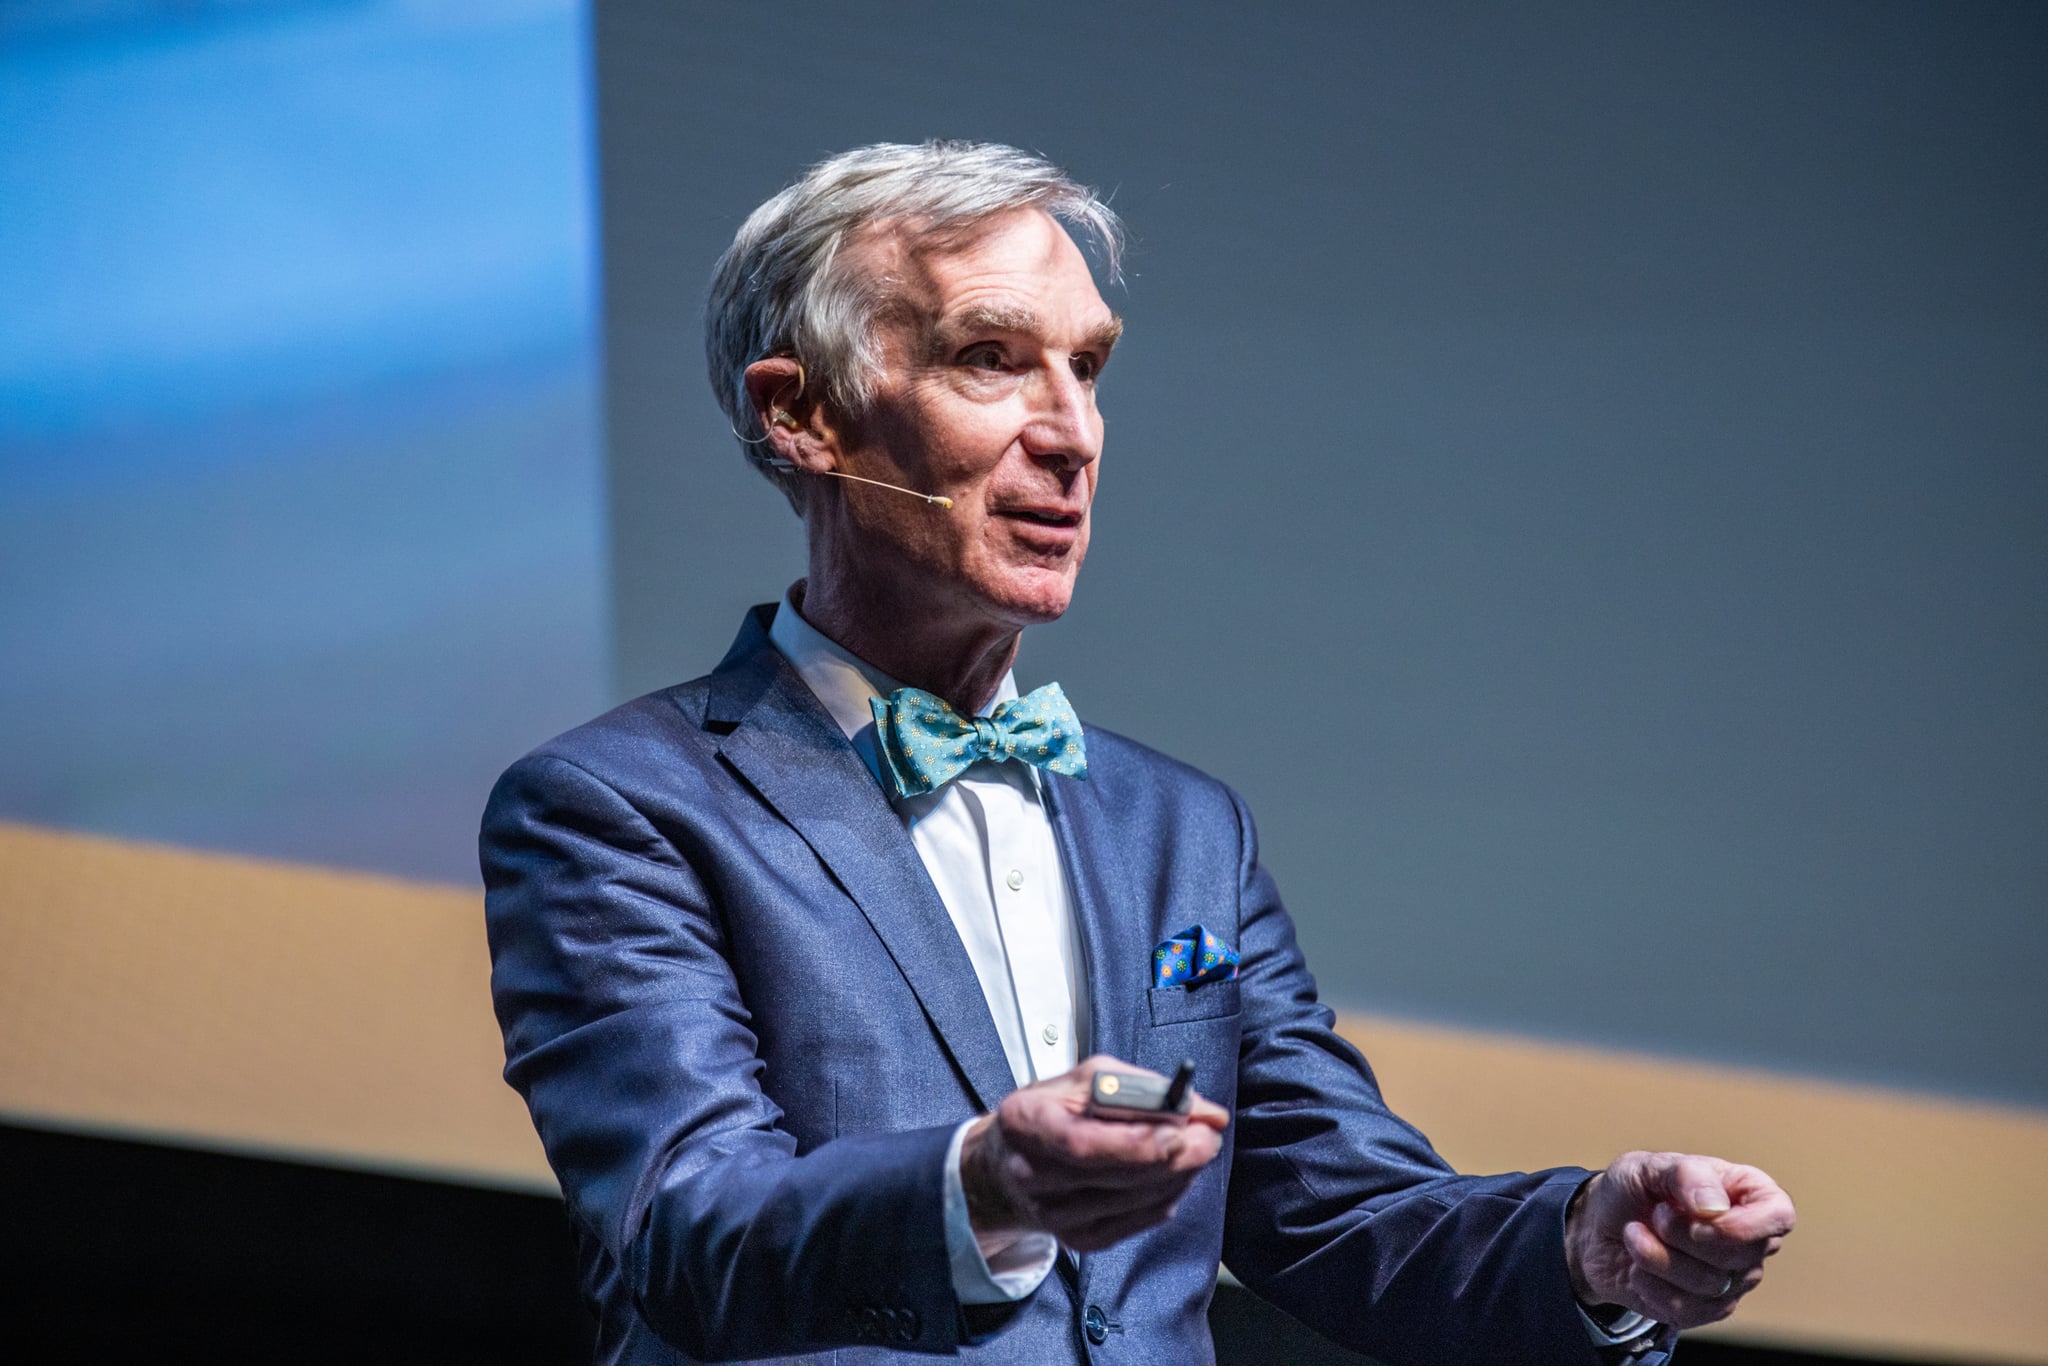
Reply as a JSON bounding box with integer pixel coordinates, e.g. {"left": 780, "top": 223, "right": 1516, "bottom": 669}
{"left": 593, "top": 0, "right": 2047, "bottom": 1109}
{"left": 0, "top": 0, "right": 607, "bottom": 885}
{"left": 2, "top": 4, "right": 2044, "bottom": 1359}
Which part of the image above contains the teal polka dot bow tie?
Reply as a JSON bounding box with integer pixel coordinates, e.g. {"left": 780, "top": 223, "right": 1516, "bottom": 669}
{"left": 1153, "top": 925, "right": 1240, "bottom": 988}
{"left": 870, "top": 682, "right": 1088, "bottom": 800}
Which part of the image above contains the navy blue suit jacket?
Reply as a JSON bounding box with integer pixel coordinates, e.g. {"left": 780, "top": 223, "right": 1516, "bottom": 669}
{"left": 481, "top": 606, "right": 1670, "bottom": 1364}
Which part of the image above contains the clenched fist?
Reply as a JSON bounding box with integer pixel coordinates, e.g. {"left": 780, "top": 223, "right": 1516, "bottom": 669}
{"left": 1567, "top": 1150, "right": 1796, "bottom": 1328}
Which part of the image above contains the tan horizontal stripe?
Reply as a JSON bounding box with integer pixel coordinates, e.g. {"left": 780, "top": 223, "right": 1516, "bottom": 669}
{"left": 1335, "top": 1010, "right": 2047, "bottom": 1364}
{"left": 1, "top": 819, "right": 2041, "bottom": 1361}
{"left": 0, "top": 820, "right": 553, "bottom": 1192}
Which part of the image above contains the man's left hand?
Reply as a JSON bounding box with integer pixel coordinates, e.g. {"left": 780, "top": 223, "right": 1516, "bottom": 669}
{"left": 1565, "top": 1150, "right": 1796, "bottom": 1328}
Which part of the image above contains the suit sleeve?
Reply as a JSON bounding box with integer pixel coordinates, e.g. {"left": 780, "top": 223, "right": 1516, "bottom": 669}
{"left": 481, "top": 752, "right": 965, "bottom": 1359}
{"left": 1218, "top": 788, "right": 1673, "bottom": 1366}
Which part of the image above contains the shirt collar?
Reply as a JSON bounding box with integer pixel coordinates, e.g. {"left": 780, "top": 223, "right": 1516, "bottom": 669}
{"left": 766, "top": 583, "right": 1020, "bottom": 746}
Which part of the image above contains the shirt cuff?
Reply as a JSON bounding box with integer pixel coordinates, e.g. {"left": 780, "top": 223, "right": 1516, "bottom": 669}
{"left": 943, "top": 1118, "right": 1058, "bottom": 1305}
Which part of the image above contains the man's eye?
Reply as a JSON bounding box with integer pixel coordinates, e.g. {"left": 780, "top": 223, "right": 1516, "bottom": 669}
{"left": 962, "top": 346, "right": 1007, "bottom": 371}
{"left": 1070, "top": 354, "right": 1100, "bottom": 383}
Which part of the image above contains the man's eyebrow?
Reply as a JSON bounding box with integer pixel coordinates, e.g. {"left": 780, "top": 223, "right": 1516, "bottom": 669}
{"left": 935, "top": 305, "right": 1126, "bottom": 353}
{"left": 1083, "top": 314, "right": 1126, "bottom": 353}
{"left": 944, "top": 304, "right": 1044, "bottom": 340}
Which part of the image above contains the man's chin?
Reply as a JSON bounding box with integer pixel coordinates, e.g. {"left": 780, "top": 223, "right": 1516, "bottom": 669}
{"left": 979, "top": 570, "right": 1078, "bottom": 629}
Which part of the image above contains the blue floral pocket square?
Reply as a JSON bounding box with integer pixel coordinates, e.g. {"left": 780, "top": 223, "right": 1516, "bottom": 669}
{"left": 1152, "top": 924, "right": 1240, "bottom": 988}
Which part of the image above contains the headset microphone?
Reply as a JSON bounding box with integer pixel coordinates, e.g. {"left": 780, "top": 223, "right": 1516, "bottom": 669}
{"left": 769, "top": 461, "right": 954, "bottom": 509}
{"left": 766, "top": 409, "right": 952, "bottom": 508}
{"left": 807, "top": 467, "right": 955, "bottom": 509}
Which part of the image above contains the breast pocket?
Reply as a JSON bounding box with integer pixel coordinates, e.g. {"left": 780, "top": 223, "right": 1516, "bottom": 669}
{"left": 1146, "top": 979, "right": 1241, "bottom": 1026}
{"left": 1140, "top": 980, "right": 1242, "bottom": 1111}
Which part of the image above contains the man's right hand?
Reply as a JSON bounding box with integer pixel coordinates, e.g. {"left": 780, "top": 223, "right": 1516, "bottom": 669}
{"left": 959, "top": 1055, "right": 1230, "bottom": 1253}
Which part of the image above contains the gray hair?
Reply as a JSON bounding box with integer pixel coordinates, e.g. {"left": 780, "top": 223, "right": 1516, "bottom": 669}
{"left": 704, "top": 140, "right": 1123, "bottom": 512}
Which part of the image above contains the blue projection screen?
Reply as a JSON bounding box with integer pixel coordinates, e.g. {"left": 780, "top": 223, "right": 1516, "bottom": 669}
{"left": 1, "top": 0, "right": 607, "bottom": 885}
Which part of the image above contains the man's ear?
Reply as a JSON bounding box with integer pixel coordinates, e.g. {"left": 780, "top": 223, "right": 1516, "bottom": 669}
{"left": 742, "top": 357, "right": 837, "bottom": 472}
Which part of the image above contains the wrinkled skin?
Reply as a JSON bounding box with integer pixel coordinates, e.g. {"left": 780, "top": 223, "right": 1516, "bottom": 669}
{"left": 1568, "top": 1151, "right": 1796, "bottom": 1327}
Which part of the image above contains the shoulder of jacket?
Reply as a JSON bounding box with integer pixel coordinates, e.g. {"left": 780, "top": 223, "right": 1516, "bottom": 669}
{"left": 1082, "top": 724, "right": 1242, "bottom": 808}
{"left": 503, "top": 674, "right": 718, "bottom": 786}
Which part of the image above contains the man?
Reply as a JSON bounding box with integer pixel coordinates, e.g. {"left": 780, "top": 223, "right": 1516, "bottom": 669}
{"left": 482, "top": 141, "right": 1794, "bottom": 1365}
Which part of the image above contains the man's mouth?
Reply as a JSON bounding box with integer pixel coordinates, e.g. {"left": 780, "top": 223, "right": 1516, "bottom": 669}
{"left": 999, "top": 508, "right": 1084, "bottom": 528}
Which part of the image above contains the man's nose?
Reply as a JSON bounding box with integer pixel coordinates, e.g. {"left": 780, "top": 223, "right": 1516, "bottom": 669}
{"left": 1021, "top": 362, "right": 1101, "bottom": 472}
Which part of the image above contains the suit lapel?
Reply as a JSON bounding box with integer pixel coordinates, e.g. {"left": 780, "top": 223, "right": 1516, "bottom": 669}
{"left": 707, "top": 608, "right": 1019, "bottom": 1113}
{"left": 1043, "top": 771, "right": 1138, "bottom": 1072}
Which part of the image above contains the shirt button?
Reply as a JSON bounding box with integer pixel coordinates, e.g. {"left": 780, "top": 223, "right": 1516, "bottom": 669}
{"left": 1005, "top": 868, "right": 1025, "bottom": 890}
{"left": 1042, "top": 1022, "right": 1061, "bottom": 1045}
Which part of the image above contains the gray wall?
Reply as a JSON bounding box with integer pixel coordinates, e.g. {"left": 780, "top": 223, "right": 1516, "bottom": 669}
{"left": 594, "top": 2, "right": 2047, "bottom": 1107}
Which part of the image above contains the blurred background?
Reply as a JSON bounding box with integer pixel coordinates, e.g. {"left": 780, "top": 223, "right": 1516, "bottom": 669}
{"left": 2, "top": 1, "right": 2043, "bottom": 1362}
{"left": 2, "top": 0, "right": 607, "bottom": 882}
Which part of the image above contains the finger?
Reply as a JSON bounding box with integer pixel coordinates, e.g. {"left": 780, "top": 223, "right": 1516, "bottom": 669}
{"left": 1055, "top": 1114, "right": 1203, "bottom": 1169}
{"left": 1712, "top": 1165, "right": 1798, "bottom": 1243}
{"left": 1616, "top": 1266, "right": 1739, "bottom": 1333}
{"left": 1013, "top": 1101, "right": 1223, "bottom": 1174}
{"left": 1648, "top": 1201, "right": 1781, "bottom": 1271}
{"left": 1070, "top": 1054, "right": 1160, "bottom": 1088}
{"left": 1622, "top": 1220, "right": 1747, "bottom": 1300}
{"left": 1164, "top": 1119, "right": 1222, "bottom": 1172}
{"left": 1024, "top": 1152, "right": 1202, "bottom": 1203}
{"left": 1023, "top": 1168, "right": 1197, "bottom": 1230}
{"left": 1002, "top": 1088, "right": 1177, "bottom": 1166}
{"left": 1025, "top": 1161, "right": 1201, "bottom": 1243}
{"left": 1052, "top": 1055, "right": 1155, "bottom": 1116}
{"left": 1075, "top": 1115, "right": 1220, "bottom": 1176}
{"left": 1637, "top": 1152, "right": 1734, "bottom": 1221}
{"left": 1185, "top": 1091, "right": 1231, "bottom": 1130}
{"left": 1010, "top": 1142, "right": 1209, "bottom": 1198}
{"left": 1004, "top": 1127, "right": 1217, "bottom": 1234}
{"left": 1058, "top": 1187, "right": 1201, "bottom": 1251}
{"left": 1064, "top": 1056, "right": 1229, "bottom": 1128}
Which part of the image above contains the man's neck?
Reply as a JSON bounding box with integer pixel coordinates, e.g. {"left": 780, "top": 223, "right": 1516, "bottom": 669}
{"left": 794, "top": 577, "right": 1019, "bottom": 716}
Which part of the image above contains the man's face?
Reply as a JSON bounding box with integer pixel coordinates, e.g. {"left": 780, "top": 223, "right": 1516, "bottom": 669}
{"left": 817, "top": 208, "right": 1120, "bottom": 631}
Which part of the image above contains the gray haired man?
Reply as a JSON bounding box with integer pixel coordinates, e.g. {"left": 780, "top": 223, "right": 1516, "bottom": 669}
{"left": 483, "top": 140, "right": 1794, "bottom": 1364}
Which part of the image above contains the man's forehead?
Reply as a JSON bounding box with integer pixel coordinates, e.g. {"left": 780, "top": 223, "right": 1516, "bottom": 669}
{"left": 845, "top": 210, "right": 1117, "bottom": 339}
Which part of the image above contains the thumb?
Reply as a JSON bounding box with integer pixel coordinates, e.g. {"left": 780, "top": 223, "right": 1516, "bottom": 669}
{"left": 1641, "top": 1152, "right": 1732, "bottom": 1220}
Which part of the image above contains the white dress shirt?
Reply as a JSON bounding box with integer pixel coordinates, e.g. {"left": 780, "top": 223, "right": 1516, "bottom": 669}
{"left": 768, "top": 592, "right": 1066, "bottom": 1303}
{"left": 768, "top": 591, "right": 1655, "bottom": 1347}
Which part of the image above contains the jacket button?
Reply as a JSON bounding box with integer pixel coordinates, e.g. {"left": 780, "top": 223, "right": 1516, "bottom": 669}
{"left": 1083, "top": 1304, "right": 1109, "bottom": 1345}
